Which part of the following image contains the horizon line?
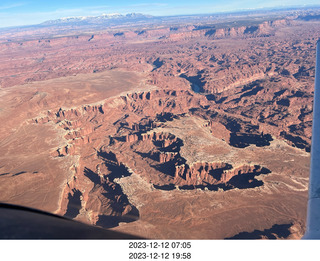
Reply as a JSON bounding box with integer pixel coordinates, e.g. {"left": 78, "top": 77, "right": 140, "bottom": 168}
{"left": 1, "top": 4, "right": 320, "bottom": 30}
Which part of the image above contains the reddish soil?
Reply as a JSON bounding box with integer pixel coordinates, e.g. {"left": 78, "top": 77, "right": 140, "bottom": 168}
{"left": 0, "top": 9, "right": 319, "bottom": 239}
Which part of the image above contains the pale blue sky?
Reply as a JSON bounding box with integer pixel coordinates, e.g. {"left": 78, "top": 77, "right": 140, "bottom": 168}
{"left": 0, "top": 0, "right": 319, "bottom": 28}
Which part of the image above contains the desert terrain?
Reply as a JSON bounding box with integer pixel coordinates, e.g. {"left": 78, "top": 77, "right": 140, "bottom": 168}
{"left": 0, "top": 8, "right": 319, "bottom": 239}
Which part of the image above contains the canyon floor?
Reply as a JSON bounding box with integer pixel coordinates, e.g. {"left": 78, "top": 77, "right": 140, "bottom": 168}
{"left": 0, "top": 8, "right": 319, "bottom": 239}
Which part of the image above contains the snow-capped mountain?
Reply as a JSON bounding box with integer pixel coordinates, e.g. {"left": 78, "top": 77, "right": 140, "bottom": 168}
{"left": 41, "top": 13, "right": 154, "bottom": 26}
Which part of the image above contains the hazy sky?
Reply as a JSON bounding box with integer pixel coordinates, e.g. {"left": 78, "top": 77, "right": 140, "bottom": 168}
{"left": 0, "top": 0, "right": 319, "bottom": 28}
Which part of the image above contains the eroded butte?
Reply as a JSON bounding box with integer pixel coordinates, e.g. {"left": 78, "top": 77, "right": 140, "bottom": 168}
{"left": 0, "top": 8, "right": 319, "bottom": 239}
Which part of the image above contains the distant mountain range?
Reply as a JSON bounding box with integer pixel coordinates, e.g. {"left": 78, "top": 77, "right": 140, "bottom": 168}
{"left": 40, "top": 13, "right": 155, "bottom": 26}
{"left": 38, "top": 7, "right": 320, "bottom": 29}
{"left": 1, "top": 6, "right": 320, "bottom": 32}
